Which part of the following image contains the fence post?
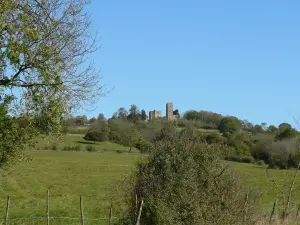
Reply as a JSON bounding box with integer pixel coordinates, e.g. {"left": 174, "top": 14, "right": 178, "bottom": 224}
{"left": 46, "top": 190, "right": 50, "bottom": 225}
{"left": 135, "top": 194, "right": 138, "bottom": 217}
{"left": 80, "top": 196, "right": 84, "bottom": 225}
{"left": 109, "top": 199, "right": 113, "bottom": 225}
{"left": 4, "top": 195, "right": 10, "bottom": 225}
{"left": 135, "top": 199, "right": 143, "bottom": 225}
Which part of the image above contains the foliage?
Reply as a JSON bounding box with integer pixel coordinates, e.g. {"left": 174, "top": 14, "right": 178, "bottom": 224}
{"left": 275, "top": 125, "right": 297, "bottom": 141}
{"left": 120, "top": 129, "right": 258, "bottom": 225}
{"left": 0, "top": 0, "right": 104, "bottom": 167}
{"left": 183, "top": 110, "right": 223, "bottom": 129}
{"left": 86, "top": 145, "right": 97, "bottom": 152}
{"left": 0, "top": 97, "right": 35, "bottom": 167}
{"left": 219, "top": 116, "right": 242, "bottom": 136}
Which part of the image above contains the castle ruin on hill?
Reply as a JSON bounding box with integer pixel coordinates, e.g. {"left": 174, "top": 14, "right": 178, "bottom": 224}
{"left": 149, "top": 102, "right": 179, "bottom": 120}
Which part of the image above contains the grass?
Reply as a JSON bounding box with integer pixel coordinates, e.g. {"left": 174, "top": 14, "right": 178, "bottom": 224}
{"left": 36, "top": 133, "right": 139, "bottom": 154}
{"left": 0, "top": 151, "right": 140, "bottom": 225}
{"left": 2, "top": 133, "right": 300, "bottom": 224}
{"left": 229, "top": 161, "right": 300, "bottom": 214}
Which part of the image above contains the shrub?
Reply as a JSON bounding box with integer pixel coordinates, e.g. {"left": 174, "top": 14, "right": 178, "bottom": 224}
{"left": 44, "top": 144, "right": 51, "bottom": 150}
{"left": 224, "top": 155, "right": 241, "bottom": 162}
{"left": 73, "top": 145, "right": 81, "bottom": 151}
{"left": 108, "top": 130, "right": 121, "bottom": 143}
{"left": 240, "top": 156, "right": 254, "bottom": 163}
{"left": 50, "top": 143, "right": 58, "bottom": 151}
{"left": 62, "top": 145, "right": 81, "bottom": 152}
{"left": 119, "top": 128, "right": 258, "bottom": 225}
{"left": 86, "top": 145, "right": 97, "bottom": 152}
{"left": 254, "top": 160, "right": 266, "bottom": 166}
{"left": 134, "top": 137, "right": 150, "bottom": 153}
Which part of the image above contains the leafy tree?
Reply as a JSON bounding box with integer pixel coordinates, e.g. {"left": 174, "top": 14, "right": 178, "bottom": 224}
{"left": 97, "top": 113, "right": 106, "bottom": 121}
{"left": 261, "top": 122, "right": 267, "bottom": 131}
{"left": 84, "top": 124, "right": 110, "bottom": 143}
{"left": 0, "top": 98, "right": 34, "bottom": 167}
{"left": 275, "top": 123, "right": 297, "bottom": 141}
{"left": 127, "top": 104, "right": 141, "bottom": 122}
{"left": 252, "top": 124, "right": 264, "bottom": 135}
{"left": 183, "top": 110, "right": 199, "bottom": 120}
{"left": 117, "top": 107, "right": 128, "bottom": 119}
{"left": 141, "top": 109, "right": 147, "bottom": 121}
{"left": 267, "top": 125, "right": 277, "bottom": 134}
{"left": 89, "top": 117, "right": 97, "bottom": 125}
{"left": 275, "top": 127, "right": 297, "bottom": 141}
{"left": 241, "top": 120, "right": 254, "bottom": 132}
{"left": 218, "top": 116, "right": 242, "bottom": 136}
{"left": 279, "top": 123, "right": 292, "bottom": 130}
{"left": 84, "top": 129, "right": 108, "bottom": 143}
{"left": 75, "top": 115, "right": 88, "bottom": 126}
{"left": 0, "top": 0, "right": 104, "bottom": 166}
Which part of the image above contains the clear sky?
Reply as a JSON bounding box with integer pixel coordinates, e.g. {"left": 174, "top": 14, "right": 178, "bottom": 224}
{"left": 83, "top": 0, "right": 300, "bottom": 127}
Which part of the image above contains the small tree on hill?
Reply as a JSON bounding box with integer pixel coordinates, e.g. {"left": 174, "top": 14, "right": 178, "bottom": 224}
{"left": 219, "top": 116, "right": 242, "bottom": 136}
{"left": 84, "top": 127, "right": 109, "bottom": 143}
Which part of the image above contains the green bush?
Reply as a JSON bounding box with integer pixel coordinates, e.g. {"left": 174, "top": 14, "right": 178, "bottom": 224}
{"left": 119, "top": 129, "right": 258, "bottom": 225}
{"left": 86, "top": 145, "right": 97, "bottom": 152}
{"left": 134, "top": 137, "right": 150, "bottom": 153}
{"left": 50, "top": 143, "right": 58, "bottom": 151}
{"left": 254, "top": 160, "right": 266, "bottom": 166}
{"left": 240, "top": 156, "right": 254, "bottom": 163}
{"left": 62, "top": 145, "right": 81, "bottom": 152}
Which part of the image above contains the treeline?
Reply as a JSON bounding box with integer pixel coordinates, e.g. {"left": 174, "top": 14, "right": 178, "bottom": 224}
{"left": 66, "top": 105, "right": 300, "bottom": 169}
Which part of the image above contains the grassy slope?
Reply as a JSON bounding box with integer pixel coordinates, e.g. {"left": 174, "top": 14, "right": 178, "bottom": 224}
{"left": 36, "top": 133, "right": 139, "bottom": 153}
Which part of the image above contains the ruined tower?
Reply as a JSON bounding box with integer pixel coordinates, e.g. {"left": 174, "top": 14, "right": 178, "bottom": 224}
{"left": 166, "top": 102, "right": 174, "bottom": 120}
{"left": 149, "top": 110, "right": 161, "bottom": 120}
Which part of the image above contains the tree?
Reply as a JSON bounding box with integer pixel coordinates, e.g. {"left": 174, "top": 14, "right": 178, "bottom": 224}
{"left": 0, "top": 0, "right": 104, "bottom": 166}
{"left": 89, "top": 117, "right": 97, "bottom": 125}
{"left": 267, "top": 125, "right": 277, "bottom": 134}
{"left": 218, "top": 116, "right": 242, "bottom": 136}
{"left": 141, "top": 110, "right": 147, "bottom": 121}
{"left": 97, "top": 113, "right": 106, "bottom": 121}
{"left": 275, "top": 124, "right": 297, "bottom": 141}
{"left": 127, "top": 104, "right": 141, "bottom": 122}
{"left": 84, "top": 123, "right": 110, "bottom": 143}
{"left": 252, "top": 124, "right": 264, "bottom": 135}
{"left": 84, "top": 129, "right": 109, "bottom": 143}
{"left": 261, "top": 122, "right": 267, "bottom": 131}
{"left": 183, "top": 110, "right": 199, "bottom": 120}
{"left": 241, "top": 120, "right": 254, "bottom": 132}
{"left": 117, "top": 107, "right": 128, "bottom": 119}
{"left": 75, "top": 115, "right": 88, "bottom": 126}
{"left": 279, "top": 123, "right": 292, "bottom": 130}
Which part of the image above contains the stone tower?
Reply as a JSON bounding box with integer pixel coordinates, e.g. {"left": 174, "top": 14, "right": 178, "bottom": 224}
{"left": 166, "top": 102, "right": 174, "bottom": 120}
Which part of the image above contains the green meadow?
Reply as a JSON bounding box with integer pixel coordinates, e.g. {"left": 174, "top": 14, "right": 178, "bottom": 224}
{"left": 0, "top": 134, "right": 299, "bottom": 224}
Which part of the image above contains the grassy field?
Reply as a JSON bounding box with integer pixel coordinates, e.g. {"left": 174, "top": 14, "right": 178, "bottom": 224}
{"left": 36, "top": 133, "right": 139, "bottom": 154}
{"left": 1, "top": 134, "right": 300, "bottom": 224}
{"left": 0, "top": 151, "right": 140, "bottom": 225}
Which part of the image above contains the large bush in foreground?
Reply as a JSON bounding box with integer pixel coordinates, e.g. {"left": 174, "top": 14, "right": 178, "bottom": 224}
{"left": 119, "top": 129, "right": 258, "bottom": 225}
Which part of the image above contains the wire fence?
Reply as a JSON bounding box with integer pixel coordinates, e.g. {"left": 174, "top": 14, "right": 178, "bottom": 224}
{"left": 1, "top": 191, "right": 143, "bottom": 225}
{"left": 1, "top": 191, "right": 115, "bottom": 225}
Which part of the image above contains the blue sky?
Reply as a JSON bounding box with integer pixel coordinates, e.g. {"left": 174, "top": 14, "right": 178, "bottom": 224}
{"left": 82, "top": 0, "right": 300, "bottom": 127}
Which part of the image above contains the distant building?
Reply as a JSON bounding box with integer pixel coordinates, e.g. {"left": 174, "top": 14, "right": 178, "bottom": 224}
{"left": 149, "top": 110, "right": 162, "bottom": 120}
{"left": 148, "top": 102, "right": 179, "bottom": 120}
{"left": 166, "top": 102, "right": 179, "bottom": 120}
